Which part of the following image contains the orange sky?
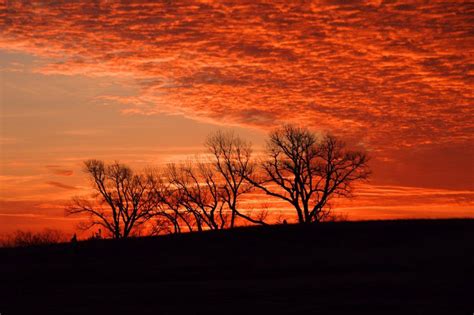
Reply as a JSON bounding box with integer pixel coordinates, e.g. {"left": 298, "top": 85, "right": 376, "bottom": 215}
{"left": 0, "top": 0, "right": 473, "bottom": 235}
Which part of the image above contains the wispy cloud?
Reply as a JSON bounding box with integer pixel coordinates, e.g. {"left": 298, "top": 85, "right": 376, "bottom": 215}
{"left": 45, "top": 181, "right": 77, "bottom": 190}
{"left": 0, "top": 137, "right": 20, "bottom": 145}
{"left": 45, "top": 165, "right": 74, "bottom": 176}
{"left": 241, "top": 183, "right": 474, "bottom": 220}
{"left": 61, "top": 129, "right": 103, "bottom": 136}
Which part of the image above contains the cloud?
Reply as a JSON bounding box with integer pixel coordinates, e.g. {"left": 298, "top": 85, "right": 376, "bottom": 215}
{"left": 0, "top": 199, "right": 78, "bottom": 234}
{"left": 45, "top": 181, "right": 77, "bottom": 190}
{"left": 1, "top": 0, "right": 472, "bottom": 191}
{"left": 45, "top": 165, "right": 74, "bottom": 176}
{"left": 0, "top": 137, "right": 20, "bottom": 145}
{"left": 61, "top": 129, "right": 103, "bottom": 136}
{"left": 241, "top": 183, "right": 474, "bottom": 220}
{"left": 1, "top": 1, "right": 471, "bottom": 146}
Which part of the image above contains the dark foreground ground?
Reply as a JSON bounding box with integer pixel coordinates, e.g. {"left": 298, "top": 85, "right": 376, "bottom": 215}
{"left": 1, "top": 219, "right": 473, "bottom": 315}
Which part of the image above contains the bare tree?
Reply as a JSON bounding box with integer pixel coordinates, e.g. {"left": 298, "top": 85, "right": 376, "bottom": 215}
{"left": 167, "top": 161, "right": 227, "bottom": 231}
{"left": 150, "top": 216, "right": 173, "bottom": 236}
{"left": 146, "top": 170, "right": 186, "bottom": 234}
{"left": 66, "top": 160, "right": 155, "bottom": 239}
{"left": 245, "top": 125, "right": 369, "bottom": 224}
{"left": 206, "top": 131, "right": 267, "bottom": 227}
{"left": 152, "top": 168, "right": 212, "bottom": 234}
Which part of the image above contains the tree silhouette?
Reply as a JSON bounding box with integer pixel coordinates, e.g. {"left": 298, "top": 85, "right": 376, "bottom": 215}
{"left": 206, "top": 131, "right": 267, "bottom": 227}
{"left": 131, "top": 168, "right": 189, "bottom": 234}
{"left": 1, "top": 229, "right": 67, "bottom": 247}
{"left": 64, "top": 127, "right": 369, "bottom": 237}
{"left": 245, "top": 125, "right": 369, "bottom": 224}
{"left": 167, "top": 161, "right": 227, "bottom": 230}
{"left": 66, "top": 160, "right": 155, "bottom": 239}
{"left": 148, "top": 170, "right": 191, "bottom": 234}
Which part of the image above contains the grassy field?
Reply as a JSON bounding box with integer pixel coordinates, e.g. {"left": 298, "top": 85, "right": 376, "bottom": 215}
{"left": 1, "top": 219, "right": 473, "bottom": 314}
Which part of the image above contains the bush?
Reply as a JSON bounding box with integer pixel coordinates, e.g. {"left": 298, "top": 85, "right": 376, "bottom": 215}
{"left": 0, "top": 229, "right": 67, "bottom": 248}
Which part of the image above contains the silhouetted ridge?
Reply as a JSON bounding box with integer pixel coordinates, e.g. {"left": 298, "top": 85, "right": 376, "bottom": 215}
{"left": 1, "top": 219, "right": 473, "bottom": 315}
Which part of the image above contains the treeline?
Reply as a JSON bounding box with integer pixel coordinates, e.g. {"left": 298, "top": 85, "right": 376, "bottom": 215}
{"left": 66, "top": 125, "right": 369, "bottom": 239}
{"left": 0, "top": 229, "right": 68, "bottom": 248}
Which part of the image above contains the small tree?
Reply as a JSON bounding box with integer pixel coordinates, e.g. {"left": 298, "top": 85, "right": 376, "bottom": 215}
{"left": 167, "top": 161, "right": 227, "bottom": 231}
{"left": 66, "top": 160, "right": 155, "bottom": 239}
{"left": 148, "top": 168, "right": 195, "bottom": 234}
{"left": 206, "top": 131, "right": 266, "bottom": 227}
{"left": 245, "top": 125, "right": 369, "bottom": 224}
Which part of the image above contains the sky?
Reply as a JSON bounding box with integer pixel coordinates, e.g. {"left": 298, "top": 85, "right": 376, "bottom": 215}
{"left": 0, "top": 0, "right": 473, "bottom": 235}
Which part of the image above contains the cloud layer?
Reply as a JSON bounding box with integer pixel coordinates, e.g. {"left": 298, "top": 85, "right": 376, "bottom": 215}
{"left": 1, "top": 0, "right": 472, "bottom": 148}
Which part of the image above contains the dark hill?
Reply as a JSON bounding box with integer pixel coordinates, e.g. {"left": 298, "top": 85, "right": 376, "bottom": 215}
{"left": 1, "top": 219, "right": 473, "bottom": 314}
